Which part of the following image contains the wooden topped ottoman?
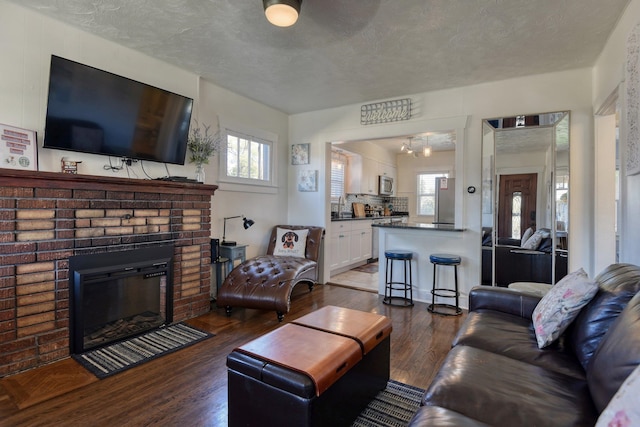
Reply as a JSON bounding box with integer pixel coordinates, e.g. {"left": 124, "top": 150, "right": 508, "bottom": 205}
{"left": 227, "top": 306, "right": 392, "bottom": 426}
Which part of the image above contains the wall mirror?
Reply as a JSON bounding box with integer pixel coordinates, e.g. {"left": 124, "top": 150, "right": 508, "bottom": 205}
{"left": 481, "top": 111, "right": 569, "bottom": 287}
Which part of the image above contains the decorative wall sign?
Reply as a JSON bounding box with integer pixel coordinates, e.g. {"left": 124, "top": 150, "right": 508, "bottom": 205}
{"left": 361, "top": 98, "right": 412, "bottom": 125}
{"left": 291, "top": 143, "right": 310, "bottom": 165}
{"left": 61, "top": 157, "right": 82, "bottom": 174}
{"left": 297, "top": 170, "right": 318, "bottom": 192}
{"left": 626, "top": 23, "right": 640, "bottom": 175}
{"left": 0, "top": 123, "right": 38, "bottom": 171}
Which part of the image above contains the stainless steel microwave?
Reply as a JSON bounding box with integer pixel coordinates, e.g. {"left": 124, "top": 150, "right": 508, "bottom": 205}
{"left": 379, "top": 175, "right": 393, "bottom": 196}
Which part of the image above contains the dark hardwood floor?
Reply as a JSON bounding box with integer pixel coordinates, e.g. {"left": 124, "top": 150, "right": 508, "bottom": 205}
{"left": 0, "top": 284, "right": 466, "bottom": 426}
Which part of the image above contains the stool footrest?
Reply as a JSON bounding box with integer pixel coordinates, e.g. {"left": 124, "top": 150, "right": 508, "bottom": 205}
{"left": 431, "top": 288, "right": 459, "bottom": 298}
{"left": 428, "top": 303, "right": 462, "bottom": 316}
{"left": 383, "top": 296, "right": 414, "bottom": 307}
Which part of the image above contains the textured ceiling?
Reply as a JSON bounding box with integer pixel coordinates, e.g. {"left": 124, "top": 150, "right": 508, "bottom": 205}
{"left": 8, "top": 0, "right": 630, "bottom": 115}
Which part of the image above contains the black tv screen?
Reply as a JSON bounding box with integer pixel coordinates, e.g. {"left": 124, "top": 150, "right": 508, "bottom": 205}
{"left": 44, "top": 55, "right": 193, "bottom": 165}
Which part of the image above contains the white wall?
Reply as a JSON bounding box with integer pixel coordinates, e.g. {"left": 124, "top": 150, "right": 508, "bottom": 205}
{"left": 197, "top": 81, "right": 289, "bottom": 257}
{"left": 593, "top": 0, "right": 640, "bottom": 267}
{"left": 0, "top": 1, "right": 290, "bottom": 259}
{"left": 290, "top": 68, "right": 594, "bottom": 291}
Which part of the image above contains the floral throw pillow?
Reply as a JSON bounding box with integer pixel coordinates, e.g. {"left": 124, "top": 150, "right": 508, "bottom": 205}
{"left": 273, "top": 228, "right": 309, "bottom": 258}
{"left": 596, "top": 364, "right": 640, "bottom": 427}
{"left": 521, "top": 230, "right": 544, "bottom": 250}
{"left": 532, "top": 268, "right": 598, "bottom": 348}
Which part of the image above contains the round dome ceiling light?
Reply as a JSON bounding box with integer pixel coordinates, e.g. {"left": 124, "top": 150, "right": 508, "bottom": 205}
{"left": 263, "top": 0, "right": 302, "bottom": 27}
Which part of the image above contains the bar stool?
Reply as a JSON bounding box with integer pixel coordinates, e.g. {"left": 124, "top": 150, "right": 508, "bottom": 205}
{"left": 383, "top": 250, "right": 414, "bottom": 307}
{"left": 428, "top": 253, "right": 462, "bottom": 316}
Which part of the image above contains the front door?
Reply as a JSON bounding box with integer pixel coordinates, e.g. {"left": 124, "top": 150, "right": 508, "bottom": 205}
{"left": 498, "top": 173, "right": 537, "bottom": 240}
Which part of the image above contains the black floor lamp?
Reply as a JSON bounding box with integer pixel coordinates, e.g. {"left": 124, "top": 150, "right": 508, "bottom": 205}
{"left": 222, "top": 215, "right": 255, "bottom": 246}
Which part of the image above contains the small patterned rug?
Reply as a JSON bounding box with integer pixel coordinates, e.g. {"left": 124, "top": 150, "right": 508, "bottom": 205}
{"left": 352, "top": 380, "right": 425, "bottom": 427}
{"left": 72, "top": 323, "right": 213, "bottom": 379}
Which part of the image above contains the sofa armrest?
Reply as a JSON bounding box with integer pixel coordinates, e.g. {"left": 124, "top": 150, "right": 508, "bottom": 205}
{"left": 469, "top": 286, "right": 541, "bottom": 319}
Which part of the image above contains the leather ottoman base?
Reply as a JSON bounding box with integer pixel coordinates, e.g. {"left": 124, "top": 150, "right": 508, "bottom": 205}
{"left": 227, "top": 336, "right": 390, "bottom": 427}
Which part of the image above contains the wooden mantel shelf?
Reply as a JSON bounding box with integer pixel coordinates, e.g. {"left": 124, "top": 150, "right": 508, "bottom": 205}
{"left": 0, "top": 169, "right": 218, "bottom": 196}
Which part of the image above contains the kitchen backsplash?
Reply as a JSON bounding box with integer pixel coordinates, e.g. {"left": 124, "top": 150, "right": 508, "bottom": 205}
{"left": 333, "top": 194, "right": 409, "bottom": 216}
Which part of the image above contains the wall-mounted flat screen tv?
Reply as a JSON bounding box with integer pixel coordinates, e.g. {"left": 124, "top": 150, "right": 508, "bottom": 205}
{"left": 44, "top": 55, "right": 193, "bottom": 165}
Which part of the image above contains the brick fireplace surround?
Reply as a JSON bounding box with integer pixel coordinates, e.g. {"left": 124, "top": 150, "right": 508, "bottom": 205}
{"left": 0, "top": 169, "right": 217, "bottom": 377}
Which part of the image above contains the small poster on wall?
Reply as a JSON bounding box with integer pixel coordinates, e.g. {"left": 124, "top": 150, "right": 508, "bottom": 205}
{"left": 298, "top": 170, "right": 318, "bottom": 192}
{"left": 291, "top": 143, "right": 310, "bottom": 165}
{"left": 0, "top": 123, "right": 38, "bottom": 171}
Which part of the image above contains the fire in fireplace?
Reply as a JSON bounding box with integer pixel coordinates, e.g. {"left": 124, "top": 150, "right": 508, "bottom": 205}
{"left": 69, "top": 245, "right": 174, "bottom": 354}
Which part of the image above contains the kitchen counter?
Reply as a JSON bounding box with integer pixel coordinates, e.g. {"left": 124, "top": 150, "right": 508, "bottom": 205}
{"left": 331, "top": 215, "right": 406, "bottom": 222}
{"left": 372, "top": 222, "right": 465, "bottom": 231}
{"left": 375, "top": 222, "right": 475, "bottom": 309}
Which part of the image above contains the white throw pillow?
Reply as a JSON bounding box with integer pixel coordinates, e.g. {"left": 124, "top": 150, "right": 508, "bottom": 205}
{"left": 595, "top": 364, "right": 640, "bottom": 427}
{"left": 273, "top": 228, "right": 309, "bottom": 258}
{"left": 521, "top": 227, "right": 534, "bottom": 245}
{"left": 532, "top": 268, "right": 598, "bottom": 348}
{"left": 521, "top": 230, "right": 544, "bottom": 250}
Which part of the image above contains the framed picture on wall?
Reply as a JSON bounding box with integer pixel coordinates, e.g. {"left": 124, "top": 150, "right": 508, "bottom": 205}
{"left": 291, "top": 143, "right": 310, "bottom": 165}
{"left": 298, "top": 170, "right": 318, "bottom": 192}
{"left": 0, "top": 123, "right": 38, "bottom": 171}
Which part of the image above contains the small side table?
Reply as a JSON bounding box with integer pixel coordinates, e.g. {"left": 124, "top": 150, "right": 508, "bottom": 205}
{"left": 219, "top": 244, "right": 248, "bottom": 275}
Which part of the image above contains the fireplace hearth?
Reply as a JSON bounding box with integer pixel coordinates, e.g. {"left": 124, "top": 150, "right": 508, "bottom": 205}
{"left": 69, "top": 246, "right": 174, "bottom": 354}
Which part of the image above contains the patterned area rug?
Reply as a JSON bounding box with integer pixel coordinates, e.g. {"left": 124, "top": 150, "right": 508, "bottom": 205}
{"left": 72, "top": 323, "right": 213, "bottom": 379}
{"left": 352, "top": 380, "right": 425, "bottom": 427}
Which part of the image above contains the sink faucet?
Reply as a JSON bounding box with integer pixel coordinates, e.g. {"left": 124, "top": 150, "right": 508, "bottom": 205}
{"left": 338, "top": 196, "right": 344, "bottom": 216}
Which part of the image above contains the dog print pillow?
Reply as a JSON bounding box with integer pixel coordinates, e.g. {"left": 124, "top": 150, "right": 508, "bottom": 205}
{"left": 273, "top": 228, "right": 309, "bottom": 258}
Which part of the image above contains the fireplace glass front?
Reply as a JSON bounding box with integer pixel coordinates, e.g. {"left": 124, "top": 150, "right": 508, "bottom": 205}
{"left": 69, "top": 246, "right": 174, "bottom": 353}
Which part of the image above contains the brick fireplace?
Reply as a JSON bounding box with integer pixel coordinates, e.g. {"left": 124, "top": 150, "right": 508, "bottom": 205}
{"left": 0, "top": 169, "right": 217, "bottom": 377}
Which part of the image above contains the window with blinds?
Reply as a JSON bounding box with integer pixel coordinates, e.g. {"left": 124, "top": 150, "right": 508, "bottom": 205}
{"left": 331, "top": 151, "right": 347, "bottom": 201}
{"left": 417, "top": 172, "right": 448, "bottom": 216}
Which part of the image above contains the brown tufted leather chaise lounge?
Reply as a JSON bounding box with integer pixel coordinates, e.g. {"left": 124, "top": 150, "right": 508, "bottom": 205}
{"left": 217, "top": 225, "right": 325, "bottom": 321}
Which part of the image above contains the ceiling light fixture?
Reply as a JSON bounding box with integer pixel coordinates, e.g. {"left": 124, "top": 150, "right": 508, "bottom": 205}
{"left": 263, "top": 0, "right": 302, "bottom": 27}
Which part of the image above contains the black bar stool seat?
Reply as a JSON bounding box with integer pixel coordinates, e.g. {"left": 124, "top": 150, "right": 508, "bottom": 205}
{"left": 383, "top": 250, "right": 414, "bottom": 307}
{"left": 428, "top": 253, "right": 462, "bottom": 316}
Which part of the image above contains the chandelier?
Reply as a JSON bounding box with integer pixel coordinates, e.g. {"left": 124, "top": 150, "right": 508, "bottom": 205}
{"left": 401, "top": 136, "right": 431, "bottom": 157}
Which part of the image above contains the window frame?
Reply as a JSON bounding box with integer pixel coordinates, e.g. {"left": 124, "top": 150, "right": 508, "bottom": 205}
{"left": 330, "top": 150, "right": 347, "bottom": 202}
{"left": 416, "top": 171, "right": 449, "bottom": 217}
{"left": 218, "top": 123, "right": 277, "bottom": 190}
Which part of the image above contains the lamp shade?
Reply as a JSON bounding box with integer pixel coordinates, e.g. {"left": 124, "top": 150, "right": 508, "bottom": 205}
{"left": 243, "top": 218, "right": 255, "bottom": 229}
{"left": 264, "top": 0, "right": 301, "bottom": 27}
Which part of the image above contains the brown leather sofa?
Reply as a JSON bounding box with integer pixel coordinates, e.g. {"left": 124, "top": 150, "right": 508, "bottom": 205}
{"left": 409, "top": 263, "right": 640, "bottom": 426}
{"left": 217, "top": 225, "right": 324, "bottom": 321}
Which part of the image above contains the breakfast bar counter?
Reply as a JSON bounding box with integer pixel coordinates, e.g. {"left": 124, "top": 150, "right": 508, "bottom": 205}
{"left": 372, "top": 222, "right": 465, "bottom": 232}
{"left": 374, "top": 222, "right": 477, "bottom": 310}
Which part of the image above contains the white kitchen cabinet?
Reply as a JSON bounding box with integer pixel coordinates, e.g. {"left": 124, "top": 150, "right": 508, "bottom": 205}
{"left": 350, "top": 220, "right": 373, "bottom": 262}
{"left": 361, "top": 157, "right": 378, "bottom": 195}
{"left": 331, "top": 219, "right": 373, "bottom": 274}
{"left": 330, "top": 221, "right": 352, "bottom": 271}
{"left": 347, "top": 155, "right": 394, "bottom": 195}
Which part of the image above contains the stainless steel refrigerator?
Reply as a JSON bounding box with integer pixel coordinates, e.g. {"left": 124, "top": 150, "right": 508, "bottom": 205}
{"left": 434, "top": 177, "right": 455, "bottom": 224}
